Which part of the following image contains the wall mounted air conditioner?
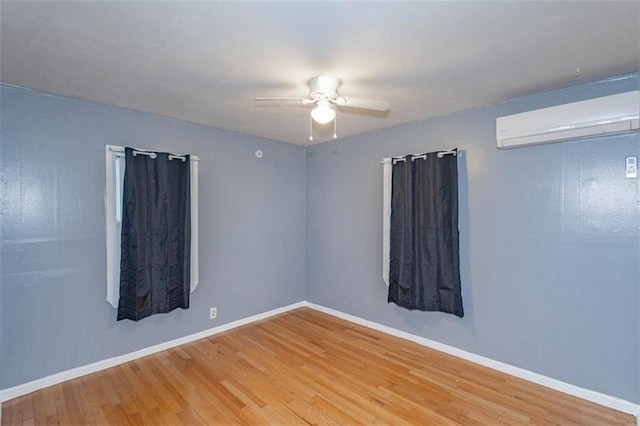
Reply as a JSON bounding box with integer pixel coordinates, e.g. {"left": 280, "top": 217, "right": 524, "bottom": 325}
{"left": 496, "top": 91, "right": 639, "bottom": 149}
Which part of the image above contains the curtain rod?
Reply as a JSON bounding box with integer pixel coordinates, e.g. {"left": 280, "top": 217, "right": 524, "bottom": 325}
{"left": 108, "top": 145, "right": 199, "bottom": 161}
{"left": 380, "top": 148, "right": 459, "bottom": 164}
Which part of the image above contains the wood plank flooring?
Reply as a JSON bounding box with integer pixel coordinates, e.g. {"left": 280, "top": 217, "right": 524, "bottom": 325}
{"left": 2, "top": 307, "right": 634, "bottom": 425}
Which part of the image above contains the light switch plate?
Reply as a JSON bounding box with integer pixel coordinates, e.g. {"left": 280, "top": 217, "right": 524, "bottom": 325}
{"left": 626, "top": 156, "right": 637, "bottom": 179}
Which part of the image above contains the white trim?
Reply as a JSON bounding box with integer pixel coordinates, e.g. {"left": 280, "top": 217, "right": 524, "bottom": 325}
{"left": 303, "top": 302, "right": 640, "bottom": 417}
{"left": 382, "top": 158, "right": 392, "bottom": 287}
{"left": 0, "top": 302, "right": 305, "bottom": 402}
{"left": 105, "top": 145, "right": 118, "bottom": 307}
{"left": 190, "top": 159, "right": 199, "bottom": 292}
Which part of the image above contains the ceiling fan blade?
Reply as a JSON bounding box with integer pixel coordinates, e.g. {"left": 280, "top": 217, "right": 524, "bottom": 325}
{"left": 335, "top": 97, "right": 390, "bottom": 111}
{"left": 254, "top": 97, "right": 316, "bottom": 105}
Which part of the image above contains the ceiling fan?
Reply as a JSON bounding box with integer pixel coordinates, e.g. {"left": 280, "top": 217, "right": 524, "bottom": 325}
{"left": 255, "top": 75, "right": 390, "bottom": 141}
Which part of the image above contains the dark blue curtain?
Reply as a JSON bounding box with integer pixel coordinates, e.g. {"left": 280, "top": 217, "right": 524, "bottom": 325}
{"left": 118, "top": 148, "right": 191, "bottom": 321}
{"left": 388, "top": 151, "right": 463, "bottom": 317}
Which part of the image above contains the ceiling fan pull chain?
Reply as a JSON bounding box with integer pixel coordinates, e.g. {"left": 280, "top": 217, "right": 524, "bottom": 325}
{"left": 333, "top": 116, "right": 337, "bottom": 139}
{"left": 309, "top": 115, "right": 314, "bottom": 141}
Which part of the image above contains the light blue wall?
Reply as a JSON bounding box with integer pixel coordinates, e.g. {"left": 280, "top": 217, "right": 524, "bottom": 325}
{"left": 0, "top": 84, "right": 306, "bottom": 389}
{"left": 305, "top": 74, "right": 640, "bottom": 403}
{"left": 2, "top": 75, "right": 639, "bottom": 404}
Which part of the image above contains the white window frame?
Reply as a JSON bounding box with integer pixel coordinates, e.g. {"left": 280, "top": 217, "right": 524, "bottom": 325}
{"left": 105, "top": 145, "right": 199, "bottom": 308}
{"left": 382, "top": 158, "right": 392, "bottom": 287}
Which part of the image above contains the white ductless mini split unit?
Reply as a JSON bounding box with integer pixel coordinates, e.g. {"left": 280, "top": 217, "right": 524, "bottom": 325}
{"left": 496, "top": 91, "right": 640, "bottom": 149}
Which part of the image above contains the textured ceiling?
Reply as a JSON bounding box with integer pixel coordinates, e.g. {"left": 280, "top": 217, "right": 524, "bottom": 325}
{"left": 1, "top": 1, "right": 639, "bottom": 145}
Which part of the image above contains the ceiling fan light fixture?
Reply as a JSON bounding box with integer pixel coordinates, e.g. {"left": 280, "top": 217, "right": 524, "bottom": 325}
{"left": 255, "top": 75, "right": 389, "bottom": 140}
{"left": 310, "top": 103, "right": 336, "bottom": 124}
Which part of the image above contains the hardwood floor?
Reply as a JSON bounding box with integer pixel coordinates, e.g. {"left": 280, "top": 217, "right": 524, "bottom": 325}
{"left": 2, "top": 307, "right": 634, "bottom": 425}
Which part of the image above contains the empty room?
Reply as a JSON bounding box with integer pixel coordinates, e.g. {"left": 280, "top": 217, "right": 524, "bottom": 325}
{"left": 1, "top": 1, "right": 639, "bottom": 425}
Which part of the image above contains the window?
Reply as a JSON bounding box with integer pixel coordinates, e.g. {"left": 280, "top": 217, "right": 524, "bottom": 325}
{"left": 382, "top": 150, "right": 463, "bottom": 317}
{"left": 105, "top": 145, "right": 199, "bottom": 308}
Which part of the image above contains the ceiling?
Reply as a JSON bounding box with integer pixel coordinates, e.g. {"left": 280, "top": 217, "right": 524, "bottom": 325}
{"left": 1, "top": 2, "right": 638, "bottom": 146}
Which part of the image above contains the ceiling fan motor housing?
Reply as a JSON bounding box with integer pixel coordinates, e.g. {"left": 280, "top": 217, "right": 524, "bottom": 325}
{"left": 309, "top": 75, "right": 340, "bottom": 101}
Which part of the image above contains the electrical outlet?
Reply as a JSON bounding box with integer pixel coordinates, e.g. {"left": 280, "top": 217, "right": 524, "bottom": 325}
{"left": 209, "top": 307, "right": 218, "bottom": 319}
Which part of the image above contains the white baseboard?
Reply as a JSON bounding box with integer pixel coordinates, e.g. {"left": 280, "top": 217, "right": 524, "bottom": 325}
{"left": 303, "top": 301, "right": 640, "bottom": 418}
{"left": 2, "top": 299, "right": 638, "bottom": 423}
{"left": 0, "top": 301, "right": 305, "bottom": 402}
